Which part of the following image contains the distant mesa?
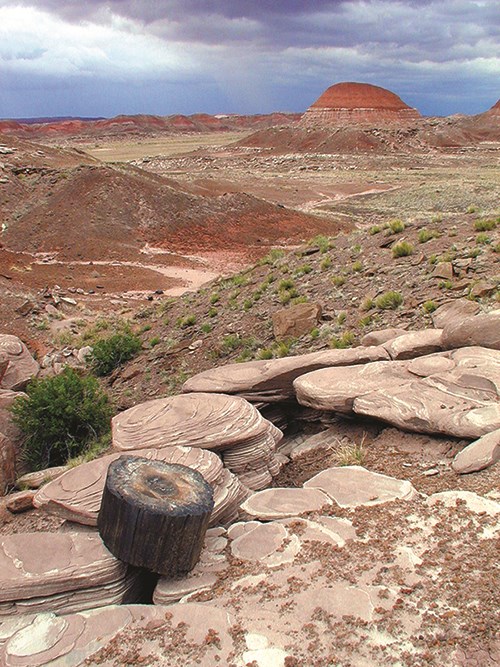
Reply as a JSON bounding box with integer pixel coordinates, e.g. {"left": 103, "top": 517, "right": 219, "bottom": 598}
{"left": 300, "top": 82, "right": 422, "bottom": 127}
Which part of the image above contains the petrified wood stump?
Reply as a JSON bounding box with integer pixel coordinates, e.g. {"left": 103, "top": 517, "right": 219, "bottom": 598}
{"left": 98, "top": 456, "right": 214, "bottom": 576}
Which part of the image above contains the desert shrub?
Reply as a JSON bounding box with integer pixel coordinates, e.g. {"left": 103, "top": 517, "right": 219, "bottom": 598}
{"left": 352, "top": 260, "right": 363, "bottom": 272}
{"left": 418, "top": 228, "right": 440, "bottom": 243}
{"left": 474, "top": 220, "right": 496, "bottom": 231}
{"left": 358, "top": 314, "right": 373, "bottom": 327}
{"left": 88, "top": 331, "right": 141, "bottom": 376}
{"left": 149, "top": 336, "right": 161, "bottom": 347}
{"left": 295, "top": 264, "right": 312, "bottom": 276}
{"left": 259, "top": 249, "right": 285, "bottom": 266}
{"left": 337, "top": 312, "right": 347, "bottom": 325}
{"left": 309, "top": 235, "right": 332, "bottom": 253}
{"left": 331, "top": 275, "right": 345, "bottom": 287}
{"left": 209, "top": 292, "right": 220, "bottom": 305}
{"left": 320, "top": 256, "right": 332, "bottom": 270}
{"left": 422, "top": 300, "right": 437, "bottom": 313}
{"left": 330, "top": 331, "right": 355, "bottom": 349}
{"left": 369, "top": 225, "right": 382, "bottom": 235}
{"left": 476, "top": 233, "right": 491, "bottom": 245}
{"left": 375, "top": 291, "right": 403, "bottom": 310}
{"left": 278, "top": 278, "right": 295, "bottom": 291}
{"left": 200, "top": 323, "right": 212, "bottom": 333}
{"left": 177, "top": 314, "right": 197, "bottom": 329}
{"left": 392, "top": 241, "right": 414, "bottom": 258}
{"left": 387, "top": 219, "right": 405, "bottom": 234}
{"left": 361, "top": 297, "right": 374, "bottom": 311}
{"left": 11, "top": 368, "right": 112, "bottom": 470}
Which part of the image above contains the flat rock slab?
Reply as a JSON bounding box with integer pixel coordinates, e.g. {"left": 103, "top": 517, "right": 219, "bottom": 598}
{"left": 452, "top": 429, "right": 500, "bottom": 474}
{"left": 112, "top": 393, "right": 282, "bottom": 490}
{"left": 1, "top": 603, "right": 237, "bottom": 667}
{"left": 239, "top": 487, "right": 332, "bottom": 521}
{"left": 296, "top": 346, "right": 500, "bottom": 439}
{"left": 0, "top": 529, "right": 142, "bottom": 616}
{"left": 304, "top": 465, "right": 417, "bottom": 507}
{"left": 182, "top": 346, "right": 390, "bottom": 402}
{"left": 34, "top": 446, "right": 247, "bottom": 528}
{"left": 431, "top": 299, "right": 481, "bottom": 329}
{"left": 361, "top": 327, "right": 409, "bottom": 346}
{"left": 0, "top": 335, "right": 39, "bottom": 391}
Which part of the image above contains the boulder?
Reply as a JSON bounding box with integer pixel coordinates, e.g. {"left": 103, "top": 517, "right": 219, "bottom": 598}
{"left": 304, "top": 466, "right": 417, "bottom": 507}
{"left": 16, "top": 465, "right": 69, "bottom": 490}
{"left": 360, "top": 328, "right": 408, "bottom": 346}
{"left": 239, "top": 487, "right": 332, "bottom": 521}
{"left": 431, "top": 299, "right": 481, "bottom": 329}
{"left": 0, "top": 335, "right": 39, "bottom": 391}
{"left": 442, "top": 312, "right": 500, "bottom": 350}
{"left": 112, "top": 393, "right": 282, "bottom": 490}
{"left": 272, "top": 302, "right": 322, "bottom": 341}
{"left": 0, "top": 389, "right": 26, "bottom": 443}
{"left": 432, "top": 262, "right": 454, "bottom": 280}
{"left": 0, "top": 529, "right": 143, "bottom": 616}
{"left": 452, "top": 429, "right": 500, "bottom": 474}
{"left": 5, "top": 490, "right": 34, "bottom": 513}
{"left": 183, "top": 346, "right": 390, "bottom": 402}
{"left": 383, "top": 329, "right": 443, "bottom": 360}
{"left": 34, "top": 446, "right": 248, "bottom": 528}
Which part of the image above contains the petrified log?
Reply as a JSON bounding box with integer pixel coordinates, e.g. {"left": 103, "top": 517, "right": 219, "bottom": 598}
{"left": 98, "top": 456, "right": 214, "bottom": 576}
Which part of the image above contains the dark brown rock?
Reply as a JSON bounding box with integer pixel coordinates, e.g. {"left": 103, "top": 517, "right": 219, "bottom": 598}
{"left": 272, "top": 302, "right": 322, "bottom": 341}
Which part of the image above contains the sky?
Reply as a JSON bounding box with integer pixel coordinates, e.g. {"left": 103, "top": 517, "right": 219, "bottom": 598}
{"left": 0, "top": 0, "right": 498, "bottom": 119}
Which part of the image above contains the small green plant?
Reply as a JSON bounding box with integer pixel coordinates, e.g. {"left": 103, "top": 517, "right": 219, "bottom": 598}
{"left": 361, "top": 297, "right": 374, "bottom": 311}
{"left": 474, "top": 219, "right": 496, "bottom": 231}
{"left": 310, "top": 327, "right": 320, "bottom": 339}
{"left": 476, "top": 233, "right": 491, "bottom": 245}
{"left": 209, "top": 292, "right": 220, "bottom": 305}
{"left": 200, "top": 323, "right": 212, "bottom": 334}
{"left": 335, "top": 439, "right": 366, "bottom": 466}
{"left": 244, "top": 299, "right": 253, "bottom": 311}
{"left": 331, "top": 275, "right": 345, "bottom": 287}
{"left": 258, "top": 347, "right": 274, "bottom": 360}
{"left": 387, "top": 219, "right": 405, "bottom": 234}
{"left": 352, "top": 260, "right": 363, "bottom": 272}
{"left": 337, "top": 311, "right": 347, "bottom": 325}
{"left": 320, "top": 256, "right": 332, "bottom": 270}
{"left": 418, "top": 228, "right": 440, "bottom": 243}
{"left": 375, "top": 291, "right": 403, "bottom": 310}
{"left": 493, "top": 243, "right": 500, "bottom": 253}
{"left": 11, "top": 368, "right": 112, "bottom": 470}
{"left": 259, "top": 248, "right": 285, "bottom": 266}
{"left": 140, "top": 324, "right": 152, "bottom": 333}
{"left": 330, "top": 331, "right": 355, "bottom": 349}
{"left": 467, "top": 205, "right": 478, "bottom": 214}
{"left": 422, "top": 300, "right": 437, "bottom": 313}
{"left": 291, "top": 295, "right": 308, "bottom": 305}
{"left": 428, "top": 254, "right": 438, "bottom": 265}
{"left": 351, "top": 244, "right": 362, "bottom": 255}
{"left": 392, "top": 241, "right": 414, "bottom": 258}
{"left": 149, "top": 336, "right": 161, "bottom": 347}
{"left": 358, "top": 315, "right": 372, "bottom": 327}
{"left": 89, "top": 331, "right": 141, "bottom": 376}
{"left": 278, "top": 278, "right": 295, "bottom": 291}
{"left": 310, "top": 235, "right": 332, "bottom": 253}
{"left": 177, "top": 314, "right": 197, "bottom": 328}
{"left": 295, "top": 264, "right": 312, "bottom": 277}
{"left": 439, "top": 280, "right": 453, "bottom": 290}
{"left": 208, "top": 307, "right": 218, "bottom": 318}
{"left": 431, "top": 214, "right": 443, "bottom": 223}
{"left": 369, "top": 225, "right": 382, "bottom": 235}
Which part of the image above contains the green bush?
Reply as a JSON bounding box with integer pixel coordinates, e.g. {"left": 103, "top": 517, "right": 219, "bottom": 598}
{"left": 11, "top": 368, "right": 112, "bottom": 470}
{"left": 474, "top": 219, "right": 496, "bottom": 231}
{"left": 392, "top": 241, "right": 414, "bottom": 258}
{"left": 88, "top": 331, "right": 141, "bottom": 376}
{"left": 422, "top": 300, "right": 438, "bottom": 313}
{"left": 375, "top": 291, "right": 403, "bottom": 310}
{"left": 418, "top": 228, "right": 440, "bottom": 243}
{"left": 387, "top": 219, "right": 405, "bottom": 234}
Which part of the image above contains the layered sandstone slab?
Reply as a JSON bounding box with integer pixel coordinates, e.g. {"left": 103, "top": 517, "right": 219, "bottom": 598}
{"left": 239, "top": 487, "right": 332, "bottom": 521}
{"left": 301, "top": 82, "right": 421, "bottom": 128}
{"left": 442, "top": 312, "right": 500, "bottom": 350}
{"left": 1, "top": 603, "right": 237, "bottom": 667}
{"left": 295, "top": 347, "right": 500, "bottom": 439}
{"left": 304, "top": 466, "right": 417, "bottom": 507}
{"left": 183, "top": 346, "right": 389, "bottom": 402}
{"left": 34, "top": 446, "right": 248, "bottom": 527}
{"left": 0, "top": 335, "right": 39, "bottom": 391}
{"left": 452, "top": 429, "right": 500, "bottom": 474}
{"left": 112, "top": 393, "right": 282, "bottom": 490}
{"left": 0, "top": 530, "right": 142, "bottom": 616}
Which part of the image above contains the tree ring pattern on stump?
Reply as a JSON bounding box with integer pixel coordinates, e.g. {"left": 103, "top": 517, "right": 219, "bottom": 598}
{"left": 108, "top": 456, "right": 214, "bottom": 515}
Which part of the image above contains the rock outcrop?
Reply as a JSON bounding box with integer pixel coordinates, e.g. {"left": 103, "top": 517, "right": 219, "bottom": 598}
{"left": 300, "top": 82, "right": 421, "bottom": 128}
{"left": 0, "top": 335, "right": 39, "bottom": 391}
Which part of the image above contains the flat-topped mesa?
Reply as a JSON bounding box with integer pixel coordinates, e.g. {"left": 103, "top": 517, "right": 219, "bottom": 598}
{"left": 300, "top": 82, "right": 421, "bottom": 128}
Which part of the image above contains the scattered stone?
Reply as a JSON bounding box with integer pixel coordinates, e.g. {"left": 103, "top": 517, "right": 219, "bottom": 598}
{"left": 0, "top": 335, "right": 39, "bottom": 391}
{"left": 33, "top": 446, "right": 247, "bottom": 528}
{"left": 5, "top": 490, "right": 34, "bottom": 513}
{"left": 469, "top": 280, "right": 497, "bottom": 298}
{"left": 432, "top": 261, "right": 454, "bottom": 280}
{"left": 304, "top": 466, "right": 417, "bottom": 507}
{"left": 112, "top": 393, "right": 282, "bottom": 490}
{"left": 239, "top": 487, "right": 332, "bottom": 521}
{"left": 272, "top": 302, "right": 322, "bottom": 341}
{"left": 183, "top": 346, "right": 390, "bottom": 402}
{"left": 442, "top": 312, "right": 500, "bottom": 350}
{"left": 452, "top": 429, "right": 500, "bottom": 474}
{"left": 289, "top": 428, "right": 338, "bottom": 461}
{"left": 0, "top": 530, "right": 143, "bottom": 616}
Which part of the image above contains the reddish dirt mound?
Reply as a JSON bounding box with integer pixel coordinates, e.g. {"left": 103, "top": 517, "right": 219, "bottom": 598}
{"left": 0, "top": 113, "right": 301, "bottom": 141}
{"left": 301, "top": 82, "right": 421, "bottom": 127}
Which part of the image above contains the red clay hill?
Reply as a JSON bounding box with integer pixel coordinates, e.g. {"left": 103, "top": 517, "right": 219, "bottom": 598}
{"left": 300, "top": 82, "right": 421, "bottom": 127}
